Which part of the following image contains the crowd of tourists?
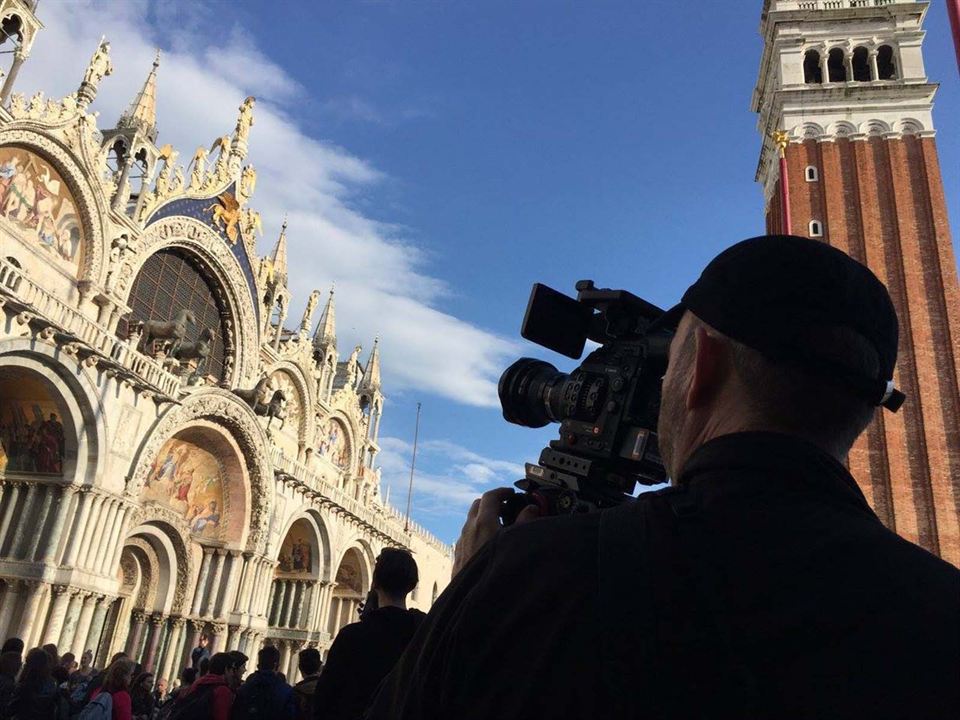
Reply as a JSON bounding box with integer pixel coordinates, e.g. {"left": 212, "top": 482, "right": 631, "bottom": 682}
{"left": 0, "top": 547, "right": 425, "bottom": 720}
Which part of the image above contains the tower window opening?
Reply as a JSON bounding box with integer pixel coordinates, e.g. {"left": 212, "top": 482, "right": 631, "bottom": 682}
{"left": 805, "top": 166, "right": 819, "bottom": 182}
{"left": 827, "top": 48, "right": 847, "bottom": 83}
{"left": 877, "top": 45, "right": 897, "bottom": 80}
{"left": 0, "top": 15, "right": 23, "bottom": 49}
{"left": 809, "top": 220, "right": 824, "bottom": 238}
{"left": 803, "top": 50, "right": 822, "bottom": 84}
{"left": 852, "top": 47, "right": 871, "bottom": 81}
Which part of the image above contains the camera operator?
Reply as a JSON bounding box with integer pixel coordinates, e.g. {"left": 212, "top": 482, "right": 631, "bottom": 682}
{"left": 365, "top": 235, "right": 960, "bottom": 719}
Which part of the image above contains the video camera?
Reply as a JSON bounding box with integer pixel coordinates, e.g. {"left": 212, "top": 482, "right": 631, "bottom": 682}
{"left": 497, "top": 281, "right": 674, "bottom": 525}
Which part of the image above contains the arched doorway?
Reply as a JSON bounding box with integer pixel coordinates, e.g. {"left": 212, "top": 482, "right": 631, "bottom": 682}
{"left": 328, "top": 547, "right": 369, "bottom": 637}
{"left": 267, "top": 518, "right": 321, "bottom": 631}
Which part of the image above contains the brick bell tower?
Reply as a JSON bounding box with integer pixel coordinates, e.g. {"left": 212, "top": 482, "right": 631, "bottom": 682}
{"left": 753, "top": 0, "right": 960, "bottom": 565}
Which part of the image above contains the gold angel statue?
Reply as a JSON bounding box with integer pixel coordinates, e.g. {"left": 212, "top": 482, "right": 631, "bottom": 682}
{"left": 206, "top": 192, "right": 243, "bottom": 244}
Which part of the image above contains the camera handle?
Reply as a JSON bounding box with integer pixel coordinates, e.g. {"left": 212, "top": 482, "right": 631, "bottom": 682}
{"left": 499, "top": 487, "right": 551, "bottom": 526}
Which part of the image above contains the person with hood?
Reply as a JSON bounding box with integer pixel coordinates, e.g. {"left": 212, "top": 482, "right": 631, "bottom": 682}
{"left": 168, "top": 652, "right": 234, "bottom": 720}
{"left": 231, "top": 646, "right": 295, "bottom": 720}
{"left": 8, "top": 647, "right": 69, "bottom": 719}
{"left": 314, "top": 548, "right": 425, "bottom": 720}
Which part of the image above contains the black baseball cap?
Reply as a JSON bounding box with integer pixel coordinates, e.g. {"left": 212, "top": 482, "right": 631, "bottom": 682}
{"left": 654, "top": 235, "right": 904, "bottom": 412}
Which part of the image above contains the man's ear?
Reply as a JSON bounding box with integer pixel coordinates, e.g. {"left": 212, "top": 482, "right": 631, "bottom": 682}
{"left": 685, "top": 326, "right": 728, "bottom": 410}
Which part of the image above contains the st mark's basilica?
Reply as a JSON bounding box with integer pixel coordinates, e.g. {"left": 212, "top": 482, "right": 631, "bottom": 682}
{"left": 0, "top": 0, "right": 453, "bottom": 686}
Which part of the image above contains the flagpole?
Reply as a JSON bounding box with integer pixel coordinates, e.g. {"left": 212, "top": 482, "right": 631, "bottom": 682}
{"left": 404, "top": 402, "right": 421, "bottom": 533}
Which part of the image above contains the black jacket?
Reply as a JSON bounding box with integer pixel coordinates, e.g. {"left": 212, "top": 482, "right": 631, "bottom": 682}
{"left": 316, "top": 606, "right": 425, "bottom": 720}
{"left": 366, "top": 432, "right": 960, "bottom": 719}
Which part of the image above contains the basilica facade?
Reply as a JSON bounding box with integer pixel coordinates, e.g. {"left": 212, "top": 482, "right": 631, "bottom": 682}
{"left": 0, "top": 0, "right": 452, "bottom": 686}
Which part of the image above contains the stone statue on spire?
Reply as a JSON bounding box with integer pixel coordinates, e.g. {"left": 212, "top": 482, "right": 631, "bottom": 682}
{"left": 78, "top": 37, "right": 113, "bottom": 107}
{"left": 231, "top": 96, "right": 256, "bottom": 159}
{"left": 83, "top": 37, "right": 113, "bottom": 87}
{"left": 300, "top": 289, "right": 321, "bottom": 334}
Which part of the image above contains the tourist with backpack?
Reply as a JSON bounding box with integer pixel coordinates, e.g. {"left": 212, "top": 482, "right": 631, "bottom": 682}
{"left": 83, "top": 658, "right": 134, "bottom": 720}
{"left": 166, "top": 652, "right": 235, "bottom": 720}
{"left": 231, "top": 646, "right": 295, "bottom": 720}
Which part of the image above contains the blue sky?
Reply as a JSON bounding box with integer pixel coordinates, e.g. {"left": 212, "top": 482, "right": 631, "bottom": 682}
{"left": 19, "top": 1, "right": 959, "bottom": 544}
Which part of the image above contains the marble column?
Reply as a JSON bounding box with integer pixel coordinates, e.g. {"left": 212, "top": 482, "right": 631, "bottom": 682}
{"left": 62, "top": 491, "right": 92, "bottom": 567}
{"left": 41, "top": 486, "right": 76, "bottom": 565}
{"left": 270, "top": 581, "right": 286, "bottom": 626}
{"left": 20, "top": 582, "right": 48, "bottom": 649}
{"left": 869, "top": 48, "right": 880, "bottom": 82}
{"left": 71, "top": 592, "right": 98, "bottom": 657}
{"left": 0, "top": 483, "right": 21, "bottom": 554}
{"left": 318, "top": 582, "right": 335, "bottom": 634}
{"left": 11, "top": 484, "right": 39, "bottom": 558}
{"left": 287, "top": 642, "right": 302, "bottom": 682}
{"left": 41, "top": 585, "right": 72, "bottom": 645}
{"left": 252, "top": 561, "right": 269, "bottom": 616}
{"left": 126, "top": 611, "right": 148, "bottom": 660}
{"left": 58, "top": 590, "right": 86, "bottom": 652}
{"left": 191, "top": 547, "right": 214, "bottom": 616}
{"left": 208, "top": 622, "right": 226, "bottom": 655}
{"left": 277, "top": 641, "right": 290, "bottom": 679}
{"left": 76, "top": 495, "right": 105, "bottom": 569}
{"left": 24, "top": 484, "right": 55, "bottom": 561}
{"left": 293, "top": 581, "right": 307, "bottom": 630}
{"left": 225, "top": 625, "right": 239, "bottom": 651}
{"left": 87, "top": 596, "right": 111, "bottom": 665}
{"left": 233, "top": 553, "right": 254, "bottom": 613}
{"left": 143, "top": 615, "right": 166, "bottom": 671}
{"left": 280, "top": 582, "right": 295, "bottom": 628}
{"left": 105, "top": 507, "right": 131, "bottom": 574}
{"left": 0, "top": 580, "right": 22, "bottom": 640}
{"left": 259, "top": 563, "right": 278, "bottom": 616}
{"left": 92, "top": 500, "right": 120, "bottom": 573}
{"left": 81, "top": 497, "right": 114, "bottom": 570}
{"left": 159, "top": 617, "right": 185, "bottom": 686}
{"left": 203, "top": 550, "right": 226, "bottom": 616}
{"left": 0, "top": 49, "right": 27, "bottom": 105}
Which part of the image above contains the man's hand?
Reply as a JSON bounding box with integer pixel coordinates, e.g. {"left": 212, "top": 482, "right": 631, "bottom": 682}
{"left": 452, "top": 488, "right": 540, "bottom": 576}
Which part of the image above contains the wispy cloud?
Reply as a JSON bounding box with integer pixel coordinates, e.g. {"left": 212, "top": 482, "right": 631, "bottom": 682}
{"left": 378, "top": 436, "right": 524, "bottom": 521}
{"left": 16, "top": 0, "right": 516, "bottom": 408}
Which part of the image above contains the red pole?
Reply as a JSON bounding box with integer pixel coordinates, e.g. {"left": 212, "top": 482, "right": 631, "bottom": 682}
{"left": 948, "top": 0, "right": 960, "bottom": 75}
{"left": 779, "top": 155, "right": 792, "bottom": 235}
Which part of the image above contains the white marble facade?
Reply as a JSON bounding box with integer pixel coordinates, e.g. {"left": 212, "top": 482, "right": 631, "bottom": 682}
{"left": 0, "top": 0, "right": 452, "bottom": 685}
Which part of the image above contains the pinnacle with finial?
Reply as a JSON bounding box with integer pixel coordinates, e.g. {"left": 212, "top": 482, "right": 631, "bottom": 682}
{"left": 119, "top": 48, "right": 161, "bottom": 143}
{"left": 313, "top": 286, "right": 337, "bottom": 349}
{"left": 270, "top": 219, "right": 288, "bottom": 279}
{"left": 361, "top": 335, "right": 381, "bottom": 391}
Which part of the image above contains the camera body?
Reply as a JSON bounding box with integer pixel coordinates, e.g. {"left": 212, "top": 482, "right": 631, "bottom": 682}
{"left": 498, "top": 281, "right": 673, "bottom": 524}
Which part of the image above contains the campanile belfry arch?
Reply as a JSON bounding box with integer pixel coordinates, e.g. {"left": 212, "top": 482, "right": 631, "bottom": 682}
{"left": 753, "top": 0, "right": 960, "bottom": 565}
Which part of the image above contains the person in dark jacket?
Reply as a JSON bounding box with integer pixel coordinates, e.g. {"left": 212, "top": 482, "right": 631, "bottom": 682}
{"left": 365, "top": 235, "right": 960, "bottom": 720}
{"left": 232, "top": 645, "right": 295, "bottom": 719}
{"left": 172, "top": 652, "right": 235, "bottom": 720}
{"left": 292, "top": 648, "right": 321, "bottom": 720}
{"left": 7, "top": 647, "right": 68, "bottom": 719}
{"left": 0, "top": 650, "right": 22, "bottom": 716}
{"left": 316, "top": 548, "right": 425, "bottom": 720}
{"left": 189, "top": 635, "right": 209, "bottom": 671}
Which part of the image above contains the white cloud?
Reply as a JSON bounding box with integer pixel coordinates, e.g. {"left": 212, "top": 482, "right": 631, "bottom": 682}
{"left": 378, "top": 436, "right": 524, "bottom": 519}
{"left": 14, "top": 0, "right": 518, "bottom": 408}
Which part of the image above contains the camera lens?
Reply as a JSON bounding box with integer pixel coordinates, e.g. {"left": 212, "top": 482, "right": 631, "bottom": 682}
{"left": 498, "top": 358, "right": 568, "bottom": 428}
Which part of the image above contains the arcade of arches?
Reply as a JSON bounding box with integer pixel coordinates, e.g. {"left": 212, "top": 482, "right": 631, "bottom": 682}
{"left": 0, "top": 1, "right": 452, "bottom": 689}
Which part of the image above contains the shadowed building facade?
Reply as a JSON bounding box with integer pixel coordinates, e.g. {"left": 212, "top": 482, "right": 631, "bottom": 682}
{"left": 0, "top": 0, "right": 451, "bottom": 685}
{"left": 754, "top": 0, "right": 960, "bottom": 565}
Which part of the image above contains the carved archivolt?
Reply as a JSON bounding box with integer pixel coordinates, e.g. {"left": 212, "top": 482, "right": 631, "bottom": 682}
{"left": 0, "top": 126, "right": 109, "bottom": 287}
{"left": 126, "top": 388, "right": 274, "bottom": 554}
{"left": 116, "top": 217, "right": 259, "bottom": 386}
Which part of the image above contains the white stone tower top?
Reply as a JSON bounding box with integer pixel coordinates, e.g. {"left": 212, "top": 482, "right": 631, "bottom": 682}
{"left": 753, "top": 0, "right": 937, "bottom": 195}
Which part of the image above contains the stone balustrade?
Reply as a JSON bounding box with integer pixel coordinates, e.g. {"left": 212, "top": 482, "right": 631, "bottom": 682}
{"left": 0, "top": 256, "right": 182, "bottom": 398}
{"left": 270, "top": 447, "right": 451, "bottom": 554}
{"left": 779, "top": 0, "right": 896, "bottom": 10}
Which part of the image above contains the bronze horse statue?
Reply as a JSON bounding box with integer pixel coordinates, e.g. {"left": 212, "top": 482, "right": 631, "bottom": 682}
{"left": 232, "top": 376, "right": 287, "bottom": 429}
{"left": 140, "top": 309, "right": 196, "bottom": 354}
{"left": 173, "top": 327, "right": 215, "bottom": 364}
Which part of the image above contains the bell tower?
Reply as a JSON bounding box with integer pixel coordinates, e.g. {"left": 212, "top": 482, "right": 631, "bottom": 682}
{"left": 753, "top": 0, "right": 960, "bottom": 565}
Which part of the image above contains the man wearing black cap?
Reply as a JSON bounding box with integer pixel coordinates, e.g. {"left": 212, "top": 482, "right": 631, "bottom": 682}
{"left": 365, "top": 236, "right": 960, "bottom": 720}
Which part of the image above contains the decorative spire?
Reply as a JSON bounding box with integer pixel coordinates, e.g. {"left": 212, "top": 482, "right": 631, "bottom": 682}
{"left": 118, "top": 49, "right": 160, "bottom": 143}
{"left": 313, "top": 287, "right": 336, "bottom": 349}
{"left": 361, "top": 336, "right": 381, "bottom": 392}
{"left": 270, "top": 218, "right": 288, "bottom": 280}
